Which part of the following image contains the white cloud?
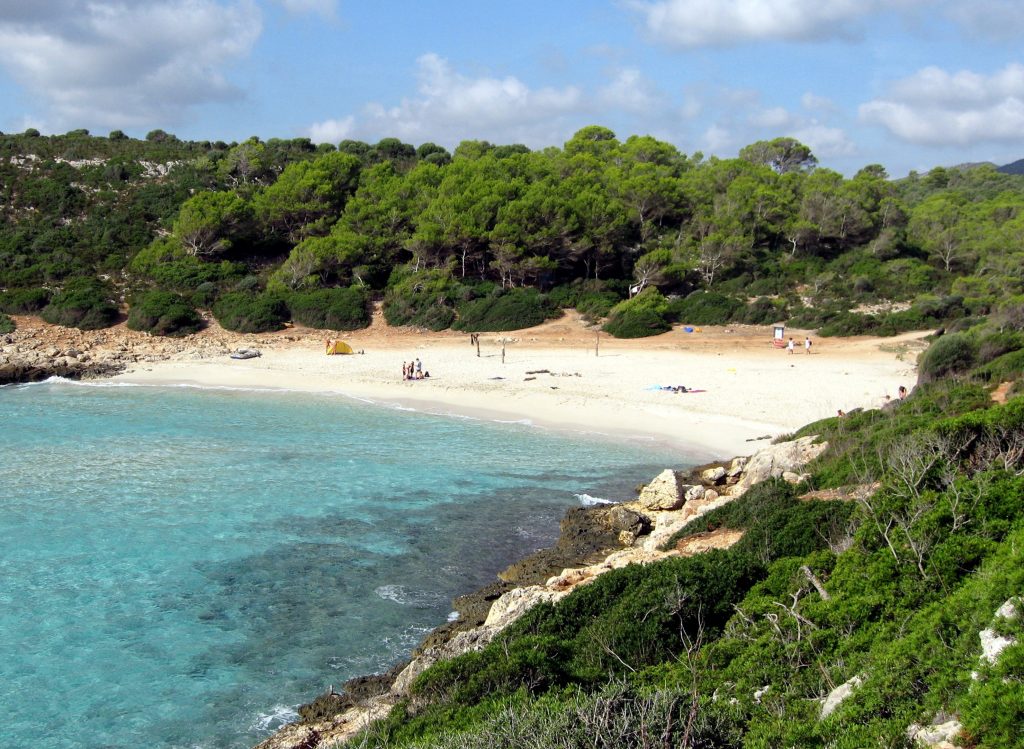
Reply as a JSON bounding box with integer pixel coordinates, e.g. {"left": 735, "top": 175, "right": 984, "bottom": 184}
{"left": 0, "top": 0, "right": 261, "bottom": 131}
{"left": 271, "top": 0, "right": 337, "bottom": 19}
{"left": 308, "top": 116, "right": 354, "bottom": 144}
{"left": 630, "top": 0, "right": 880, "bottom": 47}
{"left": 310, "top": 53, "right": 585, "bottom": 148}
{"left": 859, "top": 63, "right": 1024, "bottom": 145}
{"left": 791, "top": 123, "right": 856, "bottom": 157}
{"left": 597, "top": 68, "right": 663, "bottom": 114}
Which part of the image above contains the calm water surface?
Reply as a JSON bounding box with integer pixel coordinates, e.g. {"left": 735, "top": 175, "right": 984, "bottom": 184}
{"left": 0, "top": 381, "right": 684, "bottom": 748}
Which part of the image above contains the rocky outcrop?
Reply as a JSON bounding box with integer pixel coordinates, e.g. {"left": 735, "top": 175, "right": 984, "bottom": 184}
{"left": 978, "top": 597, "right": 1019, "bottom": 666}
{"left": 820, "top": 674, "right": 863, "bottom": 719}
{"left": 637, "top": 469, "right": 689, "bottom": 510}
{"left": 253, "top": 436, "right": 828, "bottom": 749}
{"left": 731, "top": 435, "right": 827, "bottom": 495}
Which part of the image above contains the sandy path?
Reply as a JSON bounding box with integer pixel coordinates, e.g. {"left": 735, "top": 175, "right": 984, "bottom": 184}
{"left": 110, "top": 310, "right": 926, "bottom": 460}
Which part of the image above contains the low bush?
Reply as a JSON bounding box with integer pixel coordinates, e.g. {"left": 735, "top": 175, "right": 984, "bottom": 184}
{"left": 973, "top": 349, "right": 1024, "bottom": 384}
{"left": 0, "top": 287, "right": 51, "bottom": 314}
{"left": 212, "top": 291, "right": 289, "bottom": 333}
{"left": 382, "top": 268, "right": 459, "bottom": 331}
{"left": 603, "top": 288, "right": 671, "bottom": 338}
{"left": 126, "top": 290, "right": 203, "bottom": 336}
{"left": 288, "top": 287, "right": 370, "bottom": 330}
{"left": 737, "top": 296, "right": 787, "bottom": 325}
{"left": 41, "top": 278, "right": 119, "bottom": 330}
{"left": 454, "top": 288, "right": 557, "bottom": 332}
{"left": 0, "top": 313, "right": 14, "bottom": 334}
{"left": 918, "top": 332, "right": 977, "bottom": 384}
{"left": 666, "top": 290, "right": 743, "bottom": 325}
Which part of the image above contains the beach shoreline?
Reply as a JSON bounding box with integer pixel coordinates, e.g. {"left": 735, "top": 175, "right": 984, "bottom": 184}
{"left": 104, "top": 310, "right": 926, "bottom": 459}
{"left": 4, "top": 308, "right": 928, "bottom": 459}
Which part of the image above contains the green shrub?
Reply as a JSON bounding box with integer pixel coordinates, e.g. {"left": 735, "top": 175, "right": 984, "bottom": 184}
{"left": 454, "top": 288, "right": 557, "bottom": 332}
{"left": 973, "top": 349, "right": 1024, "bottom": 384}
{"left": 41, "top": 278, "right": 119, "bottom": 330}
{"left": 287, "top": 287, "right": 370, "bottom": 330}
{"left": 212, "top": 291, "right": 288, "bottom": 333}
{"left": 603, "top": 288, "right": 671, "bottom": 338}
{"left": 918, "top": 333, "right": 977, "bottom": 384}
{"left": 191, "top": 282, "right": 218, "bottom": 308}
{"left": 737, "top": 296, "right": 786, "bottom": 325}
{"left": 0, "top": 287, "right": 51, "bottom": 313}
{"left": 382, "top": 269, "right": 460, "bottom": 330}
{"left": 0, "top": 313, "right": 14, "bottom": 334}
{"left": 976, "top": 330, "right": 1024, "bottom": 365}
{"left": 666, "top": 290, "right": 743, "bottom": 325}
{"left": 126, "top": 290, "right": 203, "bottom": 336}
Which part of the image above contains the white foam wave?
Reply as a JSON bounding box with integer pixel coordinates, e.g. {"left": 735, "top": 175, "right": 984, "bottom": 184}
{"left": 575, "top": 493, "right": 615, "bottom": 506}
{"left": 374, "top": 584, "right": 445, "bottom": 608}
{"left": 250, "top": 704, "right": 299, "bottom": 732}
{"left": 447, "top": 610, "right": 460, "bottom": 622}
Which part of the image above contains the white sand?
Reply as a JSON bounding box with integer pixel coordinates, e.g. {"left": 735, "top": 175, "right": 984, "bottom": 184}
{"left": 111, "top": 313, "right": 925, "bottom": 461}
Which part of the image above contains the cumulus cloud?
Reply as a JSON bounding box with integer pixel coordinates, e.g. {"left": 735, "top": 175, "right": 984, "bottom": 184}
{"left": 629, "top": 0, "right": 884, "bottom": 47}
{"left": 791, "top": 123, "right": 856, "bottom": 157}
{"left": 308, "top": 116, "right": 354, "bottom": 144}
{"left": 0, "top": 0, "right": 261, "bottom": 131}
{"left": 309, "top": 53, "right": 584, "bottom": 147}
{"left": 859, "top": 63, "right": 1024, "bottom": 145}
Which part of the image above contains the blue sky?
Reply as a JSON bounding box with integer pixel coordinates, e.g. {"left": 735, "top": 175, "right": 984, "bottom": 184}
{"left": 1, "top": 0, "right": 1023, "bottom": 176}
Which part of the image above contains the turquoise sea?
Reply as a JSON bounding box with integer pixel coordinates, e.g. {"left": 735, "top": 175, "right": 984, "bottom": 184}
{"left": 0, "top": 380, "right": 683, "bottom": 748}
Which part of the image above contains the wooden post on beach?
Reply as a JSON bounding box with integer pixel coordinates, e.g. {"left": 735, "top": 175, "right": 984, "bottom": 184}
{"left": 501, "top": 337, "right": 506, "bottom": 364}
{"left": 595, "top": 329, "right": 600, "bottom": 357}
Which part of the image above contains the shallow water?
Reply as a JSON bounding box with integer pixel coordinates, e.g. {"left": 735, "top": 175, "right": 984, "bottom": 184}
{"left": 0, "top": 380, "right": 684, "bottom": 748}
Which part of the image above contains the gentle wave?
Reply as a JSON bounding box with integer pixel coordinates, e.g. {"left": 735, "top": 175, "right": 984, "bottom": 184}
{"left": 575, "top": 493, "right": 616, "bottom": 506}
{"left": 250, "top": 704, "right": 300, "bottom": 733}
{"left": 374, "top": 584, "right": 447, "bottom": 609}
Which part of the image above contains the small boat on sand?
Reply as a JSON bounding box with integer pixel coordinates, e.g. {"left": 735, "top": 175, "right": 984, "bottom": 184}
{"left": 229, "top": 349, "right": 261, "bottom": 360}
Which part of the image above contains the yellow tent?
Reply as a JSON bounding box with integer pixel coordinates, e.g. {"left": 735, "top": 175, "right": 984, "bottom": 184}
{"left": 326, "top": 340, "right": 354, "bottom": 355}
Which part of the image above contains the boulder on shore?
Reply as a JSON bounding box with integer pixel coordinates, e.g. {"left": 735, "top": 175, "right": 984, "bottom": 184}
{"left": 638, "top": 469, "right": 688, "bottom": 510}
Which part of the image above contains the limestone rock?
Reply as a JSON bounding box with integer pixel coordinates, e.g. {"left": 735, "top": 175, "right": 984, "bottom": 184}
{"left": 484, "top": 584, "right": 567, "bottom": 629}
{"left": 703, "top": 488, "right": 719, "bottom": 501}
{"left": 701, "top": 466, "right": 727, "bottom": 484}
{"left": 638, "top": 469, "right": 687, "bottom": 510}
{"left": 978, "top": 597, "right": 1019, "bottom": 666}
{"left": 820, "top": 674, "right": 863, "bottom": 719}
{"left": 684, "top": 484, "right": 705, "bottom": 502}
{"left": 727, "top": 456, "right": 747, "bottom": 478}
{"left": 732, "top": 436, "right": 828, "bottom": 496}
{"left": 907, "top": 718, "right": 962, "bottom": 747}
{"left": 607, "top": 506, "right": 651, "bottom": 539}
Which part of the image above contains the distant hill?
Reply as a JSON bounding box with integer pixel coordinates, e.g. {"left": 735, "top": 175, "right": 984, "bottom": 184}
{"left": 998, "top": 157, "right": 1024, "bottom": 175}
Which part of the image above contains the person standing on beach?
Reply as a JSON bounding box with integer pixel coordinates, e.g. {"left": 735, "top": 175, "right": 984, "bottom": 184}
{"left": 787, "top": 337, "right": 795, "bottom": 354}
{"left": 804, "top": 336, "right": 812, "bottom": 354}
{"left": 415, "top": 358, "right": 422, "bottom": 378}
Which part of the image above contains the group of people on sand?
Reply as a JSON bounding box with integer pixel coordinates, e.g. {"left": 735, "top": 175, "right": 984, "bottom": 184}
{"left": 787, "top": 336, "right": 812, "bottom": 354}
{"left": 402, "top": 358, "right": 429, "bottom": 380}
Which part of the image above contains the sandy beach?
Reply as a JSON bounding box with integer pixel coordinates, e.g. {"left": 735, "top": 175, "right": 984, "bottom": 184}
{"left": 106, "top": 309, "right": 928, "bottom": 460}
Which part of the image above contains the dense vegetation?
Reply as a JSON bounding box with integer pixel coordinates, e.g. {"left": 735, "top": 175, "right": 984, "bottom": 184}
{"left": 2, "top": 128, "right": 1023, "bottom": 337}
{"left": 333, "top": 321, "right": 1022, "bottom": 748}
